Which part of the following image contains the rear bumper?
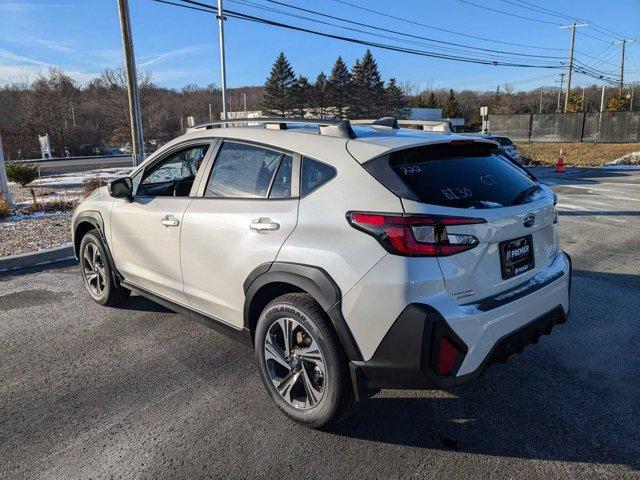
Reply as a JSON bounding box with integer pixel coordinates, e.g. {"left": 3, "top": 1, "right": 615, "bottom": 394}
{"left": 351, "top": 251, "right": 571, "bottom": 392}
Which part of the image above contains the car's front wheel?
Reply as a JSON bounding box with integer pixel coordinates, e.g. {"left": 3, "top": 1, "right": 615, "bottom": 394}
{"left": 79, "top": 230, "right": 130, "bottom": 306}
{"left": 255, "top": 293, "right": 354, "bottom": 429}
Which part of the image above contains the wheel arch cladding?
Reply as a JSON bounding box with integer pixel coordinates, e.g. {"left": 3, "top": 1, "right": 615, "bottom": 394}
{"left": 73, "top": 211, "right": 105, "bottom": 258}
{"left": 243, "top": 262, "right": 363, "bottom": 361}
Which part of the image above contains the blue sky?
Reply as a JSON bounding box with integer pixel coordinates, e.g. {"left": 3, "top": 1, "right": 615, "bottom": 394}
{"left": 0, "top": 0, "right": 638, "bottom": 92}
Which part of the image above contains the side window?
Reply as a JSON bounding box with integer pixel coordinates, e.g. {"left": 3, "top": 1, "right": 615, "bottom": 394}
{"left": 205, "top": 142, "right": 284, "bottom": 198}
{"left": 141, "top": 145, "right": 208, "bottom": 186}
{"left": 301, "top": 157, "right": 336, "bottom": 196}
{"left": 269, "top": 154, "right": 293, "bottom": 199}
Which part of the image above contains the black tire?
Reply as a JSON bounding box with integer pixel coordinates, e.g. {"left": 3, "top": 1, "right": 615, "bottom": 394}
{"left": 255, "top": 293, "right": 354, "bottom": 429}
{"left": 79, "top": 230, "right": 130, "bottom": 307}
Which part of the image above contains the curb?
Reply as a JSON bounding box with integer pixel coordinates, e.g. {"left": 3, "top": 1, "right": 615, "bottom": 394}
{"left": 0, "top": 244, "right": 76, "bottom": 272}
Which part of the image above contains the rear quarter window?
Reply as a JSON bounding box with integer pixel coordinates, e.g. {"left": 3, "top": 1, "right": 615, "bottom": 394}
{"left": 364, "top": 142, "right": 537, "bottom": 209}
{"left": 301, "top": 157, "right": 336, "bottom": 196}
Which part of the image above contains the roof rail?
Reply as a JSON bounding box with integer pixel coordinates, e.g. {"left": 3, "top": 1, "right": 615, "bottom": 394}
{"left": 351, "top": 118, "right": 452, "bottom": 133}
{"left": 189, "top": 117, "right": 356, "bottom": 139}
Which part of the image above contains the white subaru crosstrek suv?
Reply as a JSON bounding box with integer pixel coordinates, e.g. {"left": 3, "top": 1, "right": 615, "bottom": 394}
{"left": 72, "top": 117, "right": 571, "bottom": 428}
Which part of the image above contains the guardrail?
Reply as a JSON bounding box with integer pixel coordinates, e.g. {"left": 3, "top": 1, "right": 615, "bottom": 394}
{"left": 13, "top": 154, "right": 132, "bottom": 165}
{"left": 10, "top": 154, "right": 135, "bottom": 176}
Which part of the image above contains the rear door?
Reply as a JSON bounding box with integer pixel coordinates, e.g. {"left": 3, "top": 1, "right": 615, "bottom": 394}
{"left": 180, "top": 140, "right": 300, "bottom": 328}
{"left": 365, "top": 141, "right": 558, "bottom": 303}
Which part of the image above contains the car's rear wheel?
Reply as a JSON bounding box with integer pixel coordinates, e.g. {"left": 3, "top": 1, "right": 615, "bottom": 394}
{"left": 79, "top": 230, "right": 129, "bottom": 306}
{"left": 255, "top": 293, "right": 354, "bottom": 429}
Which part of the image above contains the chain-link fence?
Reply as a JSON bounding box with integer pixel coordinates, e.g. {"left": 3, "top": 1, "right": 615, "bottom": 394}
{"left": 488, "top": 112, "right": 640, "bottom": 142}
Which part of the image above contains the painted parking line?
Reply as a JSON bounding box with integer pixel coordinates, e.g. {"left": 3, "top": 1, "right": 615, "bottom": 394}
{"left": 557, "top": 203, "right": 629, "bottom": 223}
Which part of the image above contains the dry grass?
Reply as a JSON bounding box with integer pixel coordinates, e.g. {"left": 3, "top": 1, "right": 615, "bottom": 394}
{"left": 24, "top": 198, "right": 76, "bottom": 214}
{"left": 516, "top": 142, "right": 640, "bottom": 167}
{"left": 0, "top": 196, "right": 11, "bottom": 219}
{"left": 83, "top": 178, "right": 107, "bottom": 197}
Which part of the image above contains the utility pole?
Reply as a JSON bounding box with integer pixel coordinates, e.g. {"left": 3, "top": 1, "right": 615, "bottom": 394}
{"left": 614, "top": 39, "right": 636, "bottom": 94}
{"left": 208, "top": 103, "right": 213, "bottom": 121}
{"left": 556, "top": 73, "right": 565, "bottom": 112}
{"left": 117, "top": 0, "right": 145, "bottom": 166}
{"left": 217, "top": 0, "right": 228, "bottom": 121}
{"left": 631, "top": 83, "right": 635, "bottom": 111}
{"left": 559, "top": 22, "right": 588, "bottom": 112}
{"left": 243, "top": 92, "right": 247, "bottom": 116}
{"left": 581, "top": 86, "right": 586, "bottom": 111}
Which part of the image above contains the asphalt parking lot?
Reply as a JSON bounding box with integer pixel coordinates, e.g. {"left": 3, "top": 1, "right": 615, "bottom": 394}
{"left": 1, "top": 167, "right": 639, "bottom": 479}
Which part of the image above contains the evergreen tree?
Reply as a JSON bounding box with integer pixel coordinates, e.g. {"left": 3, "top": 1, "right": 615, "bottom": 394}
{"left": 350, "top": 50, "right": 385, "bottom": 118}
{"left": 312, "top": 72, "right": 328, "bottom": 118}
{"left": 425, "top": 92, "right": 439, "bottom": 108}
{"left": 384, "top": 78, "right": 409, "bottom": 118}
{"left": 262, "top": 52, "right": 296, "bottom": 117}
{"left": 443, "top": 89, "right": 461, "bottom": 118}
{"left": 292, "top": 74, "right": 311, "bottom": 117}
{"left": 327, "top": 56, "right": 352, "bottom": 118}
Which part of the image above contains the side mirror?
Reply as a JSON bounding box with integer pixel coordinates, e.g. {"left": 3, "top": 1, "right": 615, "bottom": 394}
{"left": 109, "top": 177, "right": 133, "bottom": 199}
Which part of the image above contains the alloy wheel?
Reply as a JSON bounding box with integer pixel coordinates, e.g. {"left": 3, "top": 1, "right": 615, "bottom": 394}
{"left": 264, "top": 317, "right": 326, "bottom": 410}
{"left": 82, "top": 242, "right": 106, "bottom": 297}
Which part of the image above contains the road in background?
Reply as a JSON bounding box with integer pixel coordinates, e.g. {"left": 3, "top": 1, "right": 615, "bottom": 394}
{"left": 15, "top": 155, "right": 133, "bottom": 176}
{"left": 1, "top": 168, "right": 639, "bottom": 479}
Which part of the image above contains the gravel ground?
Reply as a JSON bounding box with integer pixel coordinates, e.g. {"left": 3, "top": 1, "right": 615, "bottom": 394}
{"left": 0, "top": 184, "right": 79, "bottom": 257}
{"left": 0, "top": 211, "right": 72, "bottom": 256}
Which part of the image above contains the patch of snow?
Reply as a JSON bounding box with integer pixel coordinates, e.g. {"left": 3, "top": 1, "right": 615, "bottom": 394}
{"left": 603, "top": 151, "right": 640, "bottom": 166}
{"left": 3, "top": 211, "right": 68, "bottom": 222}
{"left": 31, "top": 167, "right": 133, "bottom": 188}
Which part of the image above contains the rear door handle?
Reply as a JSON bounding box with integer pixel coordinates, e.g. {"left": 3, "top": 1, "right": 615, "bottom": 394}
{"left": 250, "top": 217, "right": 280, "bottom": 233}
{"left": 161, "top": 215, "right": 180, "bottom": 227}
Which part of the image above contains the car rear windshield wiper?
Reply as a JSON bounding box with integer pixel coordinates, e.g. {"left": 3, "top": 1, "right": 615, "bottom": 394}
{"left": 512, "top": 185, "right": 540, "bottom": 206}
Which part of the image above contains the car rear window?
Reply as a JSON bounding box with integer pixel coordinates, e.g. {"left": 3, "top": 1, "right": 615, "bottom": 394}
{"left": 364, "top": 142, "right": 537, "bottom": 209}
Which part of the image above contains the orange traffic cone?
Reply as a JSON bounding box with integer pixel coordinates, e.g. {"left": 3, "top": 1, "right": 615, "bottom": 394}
{"left": 555, "top": 148, "right": 565, "bottom": 173}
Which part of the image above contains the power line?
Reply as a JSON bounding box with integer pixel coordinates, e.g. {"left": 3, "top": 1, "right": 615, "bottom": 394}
{"left": 228, "top": 0, "right": 558, "bottom": 64}
{"left": 150, "top": 0, "right": 617, "bottom": 84}
{"left": 161, "top": 0, "right": 566, "bottom": 67}
{"left": 507, "top": 0, "right": 628, "bottom": 40}
{"left": 263, "top": 0, "right": 564, "bottom": 61}
{"left": 456, "top": 0, "right": 559, "bottom": 25}
{"left": 329, "top": 0, "right": 564, "bottom": 52}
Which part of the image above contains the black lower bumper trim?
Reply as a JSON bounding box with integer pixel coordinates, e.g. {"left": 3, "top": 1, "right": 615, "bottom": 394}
{"left": 352, "top": 304, "right": 568, "bottom": 391}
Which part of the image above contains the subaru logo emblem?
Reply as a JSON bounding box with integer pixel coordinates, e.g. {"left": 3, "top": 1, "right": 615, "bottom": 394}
{"left": 523, "top": 213, "right": 535, "bottom": 228}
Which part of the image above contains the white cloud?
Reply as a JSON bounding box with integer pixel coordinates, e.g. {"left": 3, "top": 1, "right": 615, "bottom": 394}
{"left": 0, "top": 48, "right": 50, "bottom": 66}
{"left": 138, "top": 45, "right": 206, "bottom": 67}
{"left": 0, "top": 48, "right": 96, "bottom": 85}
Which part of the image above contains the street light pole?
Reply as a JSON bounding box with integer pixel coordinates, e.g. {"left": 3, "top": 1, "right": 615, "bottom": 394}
{"left": 217, "top": 0, "right": 228, "bottom": 121}
{"left": 117, "top": 0, "right": 145, "bottom": 166}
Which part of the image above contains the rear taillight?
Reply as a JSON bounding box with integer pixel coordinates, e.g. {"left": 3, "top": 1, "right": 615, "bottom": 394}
{"left": 347, "top": 212, "right": 486, "bottom": 257}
